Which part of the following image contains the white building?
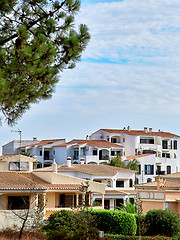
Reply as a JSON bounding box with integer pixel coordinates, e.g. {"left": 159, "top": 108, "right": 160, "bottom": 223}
{"left": 2, "top": 138, "right": 66, "bottom": 168}
{"left": 89, "top": 127, "right": 180, "bottom": 183}
{"left": 34, "top": 159, "right": 136, "bottom": 210}
{"left": 54, "top": 139, "right": 124, "bottom": 165}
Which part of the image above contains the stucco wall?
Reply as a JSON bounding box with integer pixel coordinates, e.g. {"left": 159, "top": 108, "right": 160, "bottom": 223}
{"left": 142, "top": 201, "right": 164, "bottom": 214}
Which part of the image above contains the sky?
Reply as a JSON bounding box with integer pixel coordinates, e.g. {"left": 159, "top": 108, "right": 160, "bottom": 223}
{"left": 1, "top": 0, "right": 180, "bottom": 151}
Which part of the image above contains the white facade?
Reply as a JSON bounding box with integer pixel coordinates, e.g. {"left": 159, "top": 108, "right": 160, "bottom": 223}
{"left": 89, "top": 127, "right": 180, "bottom": 183}
{"left": 54, "top": 139, "right": 124, "bottom": 165}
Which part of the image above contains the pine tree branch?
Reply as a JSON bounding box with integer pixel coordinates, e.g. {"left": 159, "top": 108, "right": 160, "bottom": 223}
{"left": 0, "top": 0, "right": 66, "bottom": 46}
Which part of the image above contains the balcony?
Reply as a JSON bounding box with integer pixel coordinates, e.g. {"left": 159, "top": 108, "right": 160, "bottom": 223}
{"left": 156, "top": 170, "right": 165, "bottom": 175}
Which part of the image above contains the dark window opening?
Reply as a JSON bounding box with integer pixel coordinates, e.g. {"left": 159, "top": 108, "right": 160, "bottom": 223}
{"left": 8, "top": 196, "right": 29, "bottom": 210}
{"left": 140, "top": 139, "right": 154, "bottom": 144}
{"left": 162, "top": 153, "right": 170, "bottom": 158}
{"left": 162, "top": 140, "right": 168, "bottom": 149}
{"left": 111, "top": 138, "right": 117, "bottom": 143}
{"left": 143, "top": 150, "right": 156, "bottom": 155}
{"left": 116, "top": 181, "right": 124, "bottom": 187}
{"left": 93, "top": 149, "right": 97, "bottom": 155}
{"left": 174, "top": 140, "right": 177, "bottom": 150}
{"left": 40, "top": 150, "right": 42, "bottom": 156}
{"left": 167, "top": 165, "right": 171, "bottom": 174}
{"left": 129, "top": 179, "right": 133, "bottom": 188}
{"left": 116, "top": 199, "right": 124, "bottom": 208}
{"left": 147, "top": 178, "right": 152, "bottom": 183}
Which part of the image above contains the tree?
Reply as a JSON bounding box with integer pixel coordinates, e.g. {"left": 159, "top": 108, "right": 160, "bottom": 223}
{"left": 109, "top": 154, "right": 139, "bottom": 171}
{"left": 0, "top": 0, "right": 90, "bottom": 125}
{"left": 109, "top": 153, "right": 126, "bottom": 168}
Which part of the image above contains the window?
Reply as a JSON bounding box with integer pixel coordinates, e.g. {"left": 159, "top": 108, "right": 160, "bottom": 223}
{"left": 111, "top": 138, "right": 117, "bottom": 143}
{"left": 9, "top": 162, "right": 29, "bottom": 171}
{"left": 129, "top": 179, "right": 133, "bottom": 188}
{"left": 53, "top": 150, "right": 55, "bottom": 154}
{"left": 93, "top": 149, "right": 97, "bottom": 155}
{"left": 143, "top": 150, "right": 156, "bottom": 155}
{"left": 123, "top": 138, "right": 125, "bottom": 142}
{"left": 162, "top": 153, "right": 170, "bottom": 158}
{"left": 94, "top": 180, "right": 101, "bottom": 183}
{"left": 140, "top": 139, "right": 154, "bottom": 144}
{"left": 107, "top": 137, "right": 109, "bottom": 141}
{"left": 162, "top": 140, "right": 168, "bottom": 149}
{"left": 147, "top": 178, "right": 152, "bottom": 183}
{"left": 145, "top": 165, "right": 154, "bottom": 175}
{"left": 174, "top": 140, "right": 177, "bottom": 150}
{"left": 138, "top": 164, "right": 141, "bottom": 174}
{"left": 73, "top": 149, "right": 79, "bottom": 160}
{"left": 40, "top": 150, "right": 42, "bottom": 156}
{"left": 107, "top": 181, "right": 111, "bottom": 187}
{"left": 8, "top": 196, "right": 29, "bottom": 210}
{"left": 135, "top": 149, "right": 138, "bottom": 155}
{"left": 167, "top": 165, "right": 171, "bottom": 174}
{"left": 116, "top": 180, "right": 124, "bottom": 187}
{"left": 111, "top": 151, "right": 115, "bottom": 156}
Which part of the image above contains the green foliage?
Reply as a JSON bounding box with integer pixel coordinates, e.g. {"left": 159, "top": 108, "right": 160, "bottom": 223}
{"left": 89, "top": 209, "right": 137, "bottom": 236}
{"left": 0, "top": 0, "right": 90, "bottom": 125}
{"left": 43, "top": 210, "right": 100, "bottom": 240}
{"left": 117, "top": 199, "right": 137, "bottom": 213}
{"left": 109, "top": 154, "right": 126, "bottom": 168}
{"left": 105, "top": 234, "right": 173, "bottom": 239}
{"left": 109, "top": 154, "right": 139, "bottom": 172}
{"left": 20, "top": 152, "right": 34, "bottom": 158}
{"left": 144, "top": 209, "right": 180, "bottom": 237}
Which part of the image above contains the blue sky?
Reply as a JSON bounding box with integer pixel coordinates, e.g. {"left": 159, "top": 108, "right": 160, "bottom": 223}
{"left": 1, "top": 0, "right": 180, "bottom": 151}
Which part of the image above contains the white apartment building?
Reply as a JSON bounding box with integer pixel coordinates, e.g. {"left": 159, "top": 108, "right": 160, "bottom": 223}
{"left": 2, "top": 138, "right": 66, "bottom": 168}
{"left": 54, "top": 139, "right": 124, "bottom": 165}
{"left": 89, "top": 127, "right": 180, "bottom": 183}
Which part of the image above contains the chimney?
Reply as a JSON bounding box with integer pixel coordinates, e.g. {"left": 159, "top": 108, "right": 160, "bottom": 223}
{"left": 80, "top": 157, "right": 85, "bottom": 164}
{"left": 156, "top": 176, "right": 164, "bottom": 190}
{"left": 33, "top": 137, "right": 37, "bottom": 141}
{"left": 127, "top": 126, "right": 130, "bottom": 131}
{"left": 67, "top": 157, "right": 71, "bottom": 168}
{"left": 149, "top": 128, "right": 152, "bottom": 132}
{"left": 86, "top": 135, "right": 89, "bottom": 140}
{"left": 52, "top": 159, "right": 57, "bottom": 173}
{"left": 158, "top": 129, "right": 161, "bottom": 132}
{"left": 144, "top": 127, "right": 148, "bottom": 133}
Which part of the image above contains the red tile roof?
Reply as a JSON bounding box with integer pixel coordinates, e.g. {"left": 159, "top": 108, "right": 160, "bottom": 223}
{"left": 126, "top": 154, "right": 154, "bottom": 160}
{"left": 56, "top": 139, "right": 123, "bottom": 148}
{"left": 100, "top": 129, "right": 180, "bottom": 138}
{"left": 0, "top": 172, "right": 81, "bottom": 191}
{"left": 21, "top": 139, "right": 65, "bottom": 148}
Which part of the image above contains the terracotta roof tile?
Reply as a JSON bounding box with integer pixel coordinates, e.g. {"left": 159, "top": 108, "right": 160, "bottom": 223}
{"left": 55, "top": 164, "right": 136, "bottom": 176}
{"left": 21, "top": 139, "right": 65, "bottom": 148}
{"left": 126, "top": 154, "right": 154, "bottom": 160}
{"left": 101, "top": 129, "right": 180, "bottom": 138}
{"left": 0, "top": 172, "right": 81, "bottom": 191}
{"left": 56, "top": 139, "right": 123, "bottom": 148}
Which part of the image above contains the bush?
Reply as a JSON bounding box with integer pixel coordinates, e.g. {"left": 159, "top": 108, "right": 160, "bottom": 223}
{"left": 43, "top": 210, "right": 100, "bottom": 240}
{"left": 144, "top": 209, "right": 180, "bottom": 237}
{"left": 89, "top": 209, "right": 137, "bottom": 236}
{"left": 105, "top": 234, "right": 173, "bottom": 240}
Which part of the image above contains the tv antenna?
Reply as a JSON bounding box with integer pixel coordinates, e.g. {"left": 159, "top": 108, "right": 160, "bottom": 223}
{"left": 11, "top": 129, "right": 22, "bottom": 153}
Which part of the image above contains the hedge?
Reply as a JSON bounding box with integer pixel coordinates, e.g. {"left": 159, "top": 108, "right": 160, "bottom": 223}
{"left": 89, "top": 209, "right": 137, "bottom": 236}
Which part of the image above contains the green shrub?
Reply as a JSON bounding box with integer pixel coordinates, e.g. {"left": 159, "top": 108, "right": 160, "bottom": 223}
{"left": 105, "top": 234, "right": 173, "bottom": 239}
{"left": 43, "top": 210, "right": 100, "bottom": 240}
{"left": 89, "top": 209, "right": 137, "bottom": 235}
{"left": 144, "top": 209, "right": 180, "bottom": 237}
